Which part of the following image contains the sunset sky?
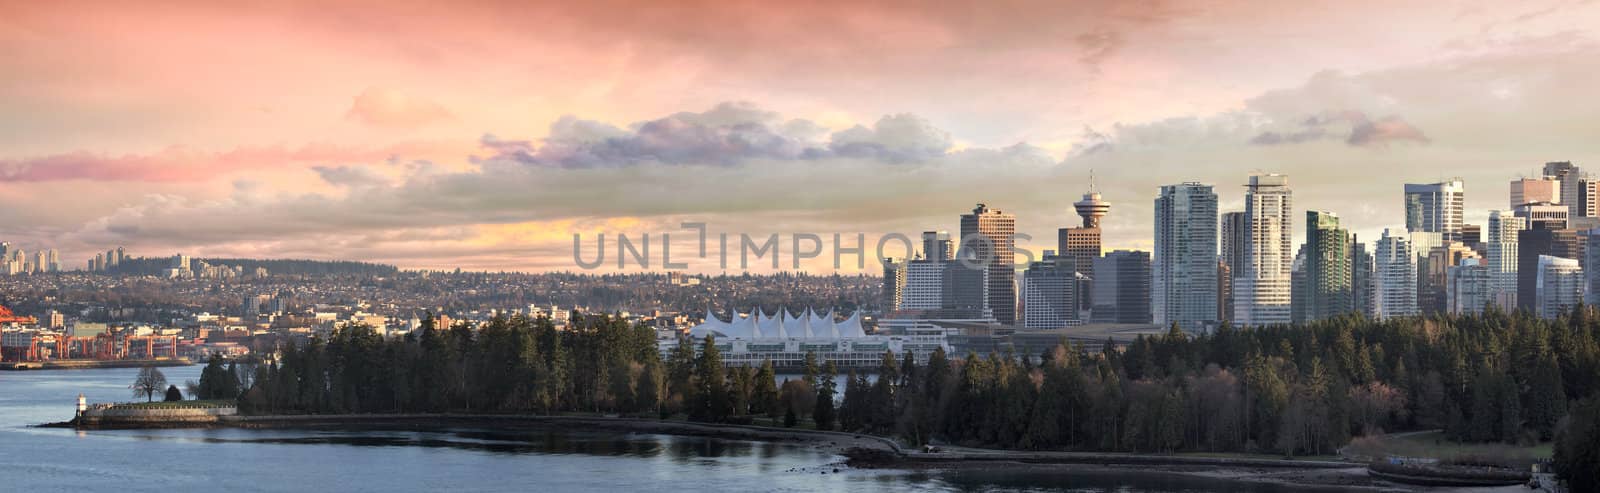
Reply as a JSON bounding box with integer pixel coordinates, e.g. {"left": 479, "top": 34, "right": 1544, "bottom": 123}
{"left": 3, "top": 0, "right": 1599, "bottom": 272}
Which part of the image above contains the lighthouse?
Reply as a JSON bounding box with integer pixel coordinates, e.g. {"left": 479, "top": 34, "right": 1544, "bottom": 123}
{"left": 76, "top": 393, "right": 87, "bottom": 417}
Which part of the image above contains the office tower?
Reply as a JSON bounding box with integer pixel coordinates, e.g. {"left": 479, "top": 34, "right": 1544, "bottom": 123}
{"left": 1351, "top": 237, "right": 1375, "bottom": 317}
{"left": 1092, "top": 250, "right": 1152, "bottom": 324}
{"left": 1543, "top": 161, "right": 1583, "bottom": 218}
{"left": 1518, "top": 228, "right": 1582, "bottom": 312}
{"left": 1536, "top": 255, "right": 1583, "bottom": 319}
{"left": 46, "top": 249, "right": 58, "bottom": 272}
{"left": 1485, "top": 211, "right": 1524, "bottom": 308}
{"left": 882, "top": 258, "right": 906, "bottom": 311}
{"left": 0, "top": 242, "right": 9, "bottom": 261}
{"left": 1153, "top": 183, "right": 1219, "bottom": 332}
{"left": 902, "top": 259, "right": 947, "bottom": 310}
{"left": 1217, "top": 259, "right": 1232, "bottom": 322}
{"left": 1235, "top": 173, "right": 1293, "bottom": 326}
{"left": 1023, "top": 256, "right": 1079, "bottom": 329}
{"left": 1448, "top": 258, "right": 1492, "bottom": 315}
{"left": 1461, "top": 224, "right": 1482, "bottom": 252}
{"left": 115, "top": 246, "right": 126, "bottom": 265}
{"left": 1291, "top": 246, "right": 1307, "bottom": 323}
{"left": 1219, "top": 211, "right": 1247, "bottom": 322}
{"left": 1420, "top": 242, "right": 1480, "bottom": 315}
{"left": 1374, "top": 229, "right": 1419, "bottom": 318}
{"left": 175, "top": 254, "right": 192, "bottom": 273}
{"left": 960, "top": 203, "right": 1016, "bottom": 324}
{"left": 1585, "top": 230, "right": 1600, "bottom": 306}
{"left": 1299, "top": 211, "right": 1353, "bottom": 322}
{"left": 1580, "top": 178, "right": 1600, "bottom": 218}
{"left": 921, "top": 231, "right": 953, "bottom": 261}
{"left": 32, "top": 251, "right": 45, "bottom": 274}
{"left": 105, "top": 249, "right": 117, "bottom": 268}
{"left": 940, "top": 260, "right": 989, "bottom": 318}
{"left": 1511, "top": 177, "right": 1561, "bottom": 208}
{"left": 1515, "top": 203, "right": 1569, "bottom": 230}
{"left": 1404, "top": 179, "right": 1465, "bottom": 241}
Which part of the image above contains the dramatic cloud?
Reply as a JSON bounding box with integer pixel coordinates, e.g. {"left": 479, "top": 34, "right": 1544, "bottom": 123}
{"left": 0, "top": 145, "right": 404, "bottom": 183}
{"left": 1248, "top": 111, "right": 1426, "bottom": 147}
{"left": 345, "top": 87, "right": 454, "bottom": 129}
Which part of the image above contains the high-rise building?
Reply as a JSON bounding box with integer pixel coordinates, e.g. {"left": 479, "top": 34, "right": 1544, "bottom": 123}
{"left": 1448, "top": 258, "right": 1492, "bottom": 315}
{"left": 114, "top": 246, "right": 126, "bottom": 265}
{"left": 1374, "top": 229, "right": 1419, "bottom": 318}
{"left": 1511, "top": 177, "right": 1561, "bottom": 208}
{"left": 903, "top": 259, "right": 946, "bottom": 310}
{"left": 1543, "top": 161, "right": 1585, "bottom": 219}
{"left": 1515, "top": 202, "right": 1569, "bottom": 230}
{"left": 1420, "top": 242, "right": 1480, "bottom": 315}
{"left": 46, "top": 249, "right": 59, "bottom": 272}
{"left": 1518, "top": 228, "right": 1582, "bottom": 312}
{"left": 1153, "top": 183, "right": 1219, "bottom": 332}
{"left": 1234, "top": 173, "right": 1293, "bottom": 326}
{"left": 1461, "top": 224, "right": 1483, "bottom": 252}
{"left": 921, "top": 231, "right": 953, "bottom": 261}
{"left": 960, "top": 204, "right": 1016, "bottom": 324}
{"left": 1218, "top": 211, "right": 1248, "bottom": 322}
{"left": 1301, "top": 210, "right": 1352, "bottom": 322}
{"left": 32, "top": 251, "right": 45, "bottom": 274}
{"left": 1404, "top": 179, "right": 1465, "bottom": 241}
{"left": 882, "top": 258, "right": 906, "bottom": 311}
{"left": 1059, "top": 189, "right": 1110, "bottom": 311}
{"left": 1351, "top": 236, "right": 1375, "bottom": 317}
{"left": 1092, "top": 250, "right": 1151, "bottom": 324}
{"left": 1022, "top": 256, "right": 1080, "bottom": 329}
{"left": 940, "top": 260, "right": 989, "bottom": 319}
{"left": 1485, "top": 210, "right": 1524, "bottom": 308}
{"left": 1536, "top": 255, "right": 1583, "bottom": 319}
{"left": 105, "top": 249, "right": 117, "bottom": 269}
{"left": 1585, "top": 230, "right": 1600, "bottom": 307}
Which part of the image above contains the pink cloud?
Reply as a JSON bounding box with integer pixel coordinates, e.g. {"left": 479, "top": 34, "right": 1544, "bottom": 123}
{"left": 345, "top": 87, "right": 454, "bottom": 128}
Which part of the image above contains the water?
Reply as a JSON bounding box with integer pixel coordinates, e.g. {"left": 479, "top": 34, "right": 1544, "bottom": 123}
{"left": 0, "top": 367, "right": 1348, "bottom": 492}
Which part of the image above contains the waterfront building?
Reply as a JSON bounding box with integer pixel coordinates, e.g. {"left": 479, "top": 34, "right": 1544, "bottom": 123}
{"left": 1235, "top": 173, "right": 1293, "bottom": 326}
{"left": 668, "top": 307, "right": 950, "bottom": 368}
{"left": 1153, "top": 182, "right": 1219, "bottom": 333}
{"left": 1059, "top": 188, "right": 1109, "bottom": 310}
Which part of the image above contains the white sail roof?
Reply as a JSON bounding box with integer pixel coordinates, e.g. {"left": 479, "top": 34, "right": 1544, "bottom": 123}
{"left": 685, "top": 307, "right": 867, "bottom": 341}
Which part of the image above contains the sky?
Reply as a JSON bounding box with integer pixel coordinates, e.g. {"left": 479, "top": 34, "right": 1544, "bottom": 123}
{"left": 3, "top": 0, "right": 1599, "bottom": 273}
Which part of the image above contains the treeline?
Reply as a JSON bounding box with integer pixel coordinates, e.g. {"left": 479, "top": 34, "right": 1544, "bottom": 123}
{"left": 224, "top": 305, "right": 1600, "bottom": 460}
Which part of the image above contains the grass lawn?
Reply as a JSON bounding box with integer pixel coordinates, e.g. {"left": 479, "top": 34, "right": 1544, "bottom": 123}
{"left": 1347, "top": 430, "right": 1551, "bottom": 468}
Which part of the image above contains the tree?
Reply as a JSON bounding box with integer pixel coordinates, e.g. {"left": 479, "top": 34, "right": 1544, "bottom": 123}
{"left": 164, "top": 385, "right": 184, "bottom": 402}
{"left": 131, "top": 366, "right": 167, "bottom": 402}
{"left": 1554, "top": 397, "right": 1599, "bottom": 493}
{"left": 752, "top": 359, "right": 780, "bottom": 419}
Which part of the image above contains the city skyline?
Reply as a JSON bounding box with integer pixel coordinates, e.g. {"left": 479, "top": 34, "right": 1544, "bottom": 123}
{"left": 1, "top": 2, "right": 1598, "bottom": 272}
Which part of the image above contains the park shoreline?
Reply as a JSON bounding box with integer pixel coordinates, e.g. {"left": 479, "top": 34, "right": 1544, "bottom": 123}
{"left": 52, "top": 411, "right": 1464, "bottom": 490}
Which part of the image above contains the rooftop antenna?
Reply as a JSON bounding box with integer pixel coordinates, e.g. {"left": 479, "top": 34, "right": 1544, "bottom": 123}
{"left": 1088, "top": 168, "right": 1097, "bottom": 193}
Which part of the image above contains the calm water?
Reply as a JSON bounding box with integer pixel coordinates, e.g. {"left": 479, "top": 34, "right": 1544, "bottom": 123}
{"left": 0, "top": 367, "right": 1343, "bottom": 492}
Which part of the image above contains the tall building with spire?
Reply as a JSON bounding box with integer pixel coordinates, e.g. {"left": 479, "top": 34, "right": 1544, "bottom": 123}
{"left": 1059, "top": 176, "right": 1109, "bottom": 315}
{"left": 1153, "top": 182, "right": 1219, "bottom": 333}
{"left": 961, "top": 203, "right": 1016, "bottom": 324}
{"left": 1234, "top": 173, "right": 1293, "bottom": 326}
